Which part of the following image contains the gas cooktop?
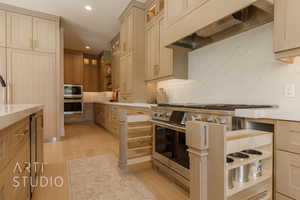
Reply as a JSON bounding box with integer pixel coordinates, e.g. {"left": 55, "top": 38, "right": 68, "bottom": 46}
{"left": 157, "top": 104, "right": 276, "bottom": 111}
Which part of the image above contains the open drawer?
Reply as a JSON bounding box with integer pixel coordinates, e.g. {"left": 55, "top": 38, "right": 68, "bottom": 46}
{"left": 186, "top": 121, "right": 273, "bottom": 200}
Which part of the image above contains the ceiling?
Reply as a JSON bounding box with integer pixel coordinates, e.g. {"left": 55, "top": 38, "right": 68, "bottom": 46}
{"left": 0, "top": 0, "right": 146, "bottom": 54}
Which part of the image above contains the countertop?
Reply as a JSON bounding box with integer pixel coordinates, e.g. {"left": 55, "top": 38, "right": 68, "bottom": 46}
{"left": 235, "top": 107, "right": 300, "bottom": 122}
{"left": 0, "top": 104, "right": 44, "bottom": 130}
{"left": 92, "top": 101, "right": 156, "bottom": 108}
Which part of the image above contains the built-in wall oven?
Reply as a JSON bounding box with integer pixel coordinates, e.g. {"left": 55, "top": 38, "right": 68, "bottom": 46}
{"left": 64, "top": 85, "right": 83, "bottom": 114}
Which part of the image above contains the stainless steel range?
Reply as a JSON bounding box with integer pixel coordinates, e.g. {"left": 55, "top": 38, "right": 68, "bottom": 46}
{"left": 151, "top": 103, "right": 275, "bottom": 188}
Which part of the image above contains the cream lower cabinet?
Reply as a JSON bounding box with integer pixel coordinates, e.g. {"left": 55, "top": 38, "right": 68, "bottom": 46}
{"left": 273, "top": 0, "right": 300, "bottom": 63}
{"left": 0, "top": 10, "right": 5, "bottom": 47}
{"left": 33, "top": 18, "right": 57, "bottom": 53}
{"left": 6, "top": 12, "right": 33, "bottom": 50}
{"left": 276, "top": 121, "right": 300, "bottom": 200}
{"left": 0, "top": 47, "right": 6, "bottom": 104}
{"left": 7, "top": 49, "right": 58, "bottom": 139}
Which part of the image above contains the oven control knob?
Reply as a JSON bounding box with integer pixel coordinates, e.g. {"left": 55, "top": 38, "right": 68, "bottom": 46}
{"left": 207, "top": 117, "right": 215, "bottom": 123}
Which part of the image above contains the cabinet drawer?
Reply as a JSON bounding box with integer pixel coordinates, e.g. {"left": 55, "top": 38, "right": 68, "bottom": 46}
{"left": 276, "top": 150, "right": 300, "bottom": 199}
{"left": 276, "top": 193, "right": 293, "bottom": 200}
{"left": 276, "top": 121, "right": 300, "bottom": 153}
{"left": 0, "top": 118, "right": 29, "bottom": 170}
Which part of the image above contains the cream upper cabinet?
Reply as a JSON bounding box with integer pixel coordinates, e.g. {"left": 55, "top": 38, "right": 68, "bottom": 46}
{"left": 33, "top": 18, "right": 56, "bottom": 53}
{"left": 158, "top": 17, "right": 173, "bottom": 78}
{"left": 0, "top": 10, "right": 6, "bottom": 47}
{"left": 7, "top": 49, "right": 57, "bottom": 139}
{"left": 119, "top": 54, "right": 133, "bottom": 94}
{"left": 165, "top": 0, "right": 187, "bottom": 26}
{"left": 0, "top": 47, "right": 6, "bottom": 104}
{"left": 273, "top": 0, "right": 300, "bottom": 62}
{"left": 6, "top": 12, "right": 33, "bottom": 50}
{"left": 145, "top": 22, "right": 160, "bottom": 80}
{"left": 120, "top": 13, "right": 134, "bottom": 57}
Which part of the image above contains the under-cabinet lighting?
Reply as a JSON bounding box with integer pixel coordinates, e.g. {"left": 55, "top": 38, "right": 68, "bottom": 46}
{"left": 85, "top": 46, "right": 91, "bottom": 50}
{"left": 85, "top": 5, "right": 92, "bottom": 11}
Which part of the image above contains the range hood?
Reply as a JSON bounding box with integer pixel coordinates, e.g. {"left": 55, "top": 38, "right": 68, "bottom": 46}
{"left": 172, "top": 0, "right": 274, "bottom": 50}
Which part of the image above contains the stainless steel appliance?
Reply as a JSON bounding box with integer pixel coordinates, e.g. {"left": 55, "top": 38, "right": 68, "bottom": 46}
{"left": 152, "top": 103, "right": 275, "bottom": 188}
{"left": 64, "top": 85, "right": 83, "bottom": 114}
{"left": 64, "top": 84, "right": 83, "bottom": 98}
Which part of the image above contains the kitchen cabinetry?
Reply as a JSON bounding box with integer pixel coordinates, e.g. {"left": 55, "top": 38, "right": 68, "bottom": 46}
{"left": 275, "top": 120, "right": 300, "bottom": 200}
{"left": 33, "top": 18, "right": 56, "bottom": 53}
{"left": 187, "top": 122, "right": 273, "bottom": 200}
{"left": 119, "top": 0, "right": 146, "bottom": 102}
{"left": 64, "top": 51, "right": 84, "bottom": 85}
{"left": 273, "top": 0, "right": 300, "bottom": 63}
{"left": 120, "top": 54, "right": 133, "bottom": 96}
{"left": 0, "top": 10, "right": 5, "bottom": 47}
{"left": 7, "top": 12, "right": 33, "bottom": 50}
{"left": 0, "top": 3, "right": 61, "bottom": 141}
{"left": 163, "top": 0, "right": 255, "bottom": 47}
{"left": 0, "top": 111, "right": 44, "bottom": 200}
{"left": 145, "top": 1, "right": 188, "bottom": 81}
{"left": 111, "top": 35, "right": 121, "bottom": 89}
{"left": 0, "top": 47, "right": 6, "bottom": 104}
{"left": 7, "top": 49, "right": 57, "bottom": 139}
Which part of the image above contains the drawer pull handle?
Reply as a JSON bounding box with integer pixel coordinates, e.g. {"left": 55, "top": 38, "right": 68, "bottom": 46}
{"left": 15, "top": 129, "right": 29, "bottom": 136}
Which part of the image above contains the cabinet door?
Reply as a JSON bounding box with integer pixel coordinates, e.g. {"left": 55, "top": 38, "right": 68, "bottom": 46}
{"left": 274, "top": 0, "right": 300, "bottom": 52}
{"left": 7, "top": 12, "right": 33, "bottom": 50}
{"left": 0, "top": 10, "right": 5, "bottom": 47}
{"left": 276, "top": 150, "right": 300, "bottom": 199}
{"left": 119, "top": 56, "right": 127, "bottom": 93}
{"left": 158, "top": 17, "right": 173, "bottom": 78}
{"left": 187, "top": 0, "right": 210, "bottom": 11}
{"left": 7, "top": 49, "right": 57, "bottom": 139}
{"left": 125, "top": 54, "right": 133, "bottom": 94}
{"left": 64, "top": 53, "right": 83, "bottom": 85}
{"left": 127, "top": 13, "right": 134, "bottom": 54}
{"left": 120, "top": 17, "right": 128, "bottom": 57}
{"left": 145, "top": 24, "right": 154, "bottom": 80}
{"left": 276, "top": 121, "right": 300, "bottom": 154}
{"left": 33, "top": 18, "right": 56, "bottom": 53}
{"left": 165, "top": 0, "right": 187, "bottom": 25}
{"left": 0, "top": 47, "right": 6, "bottom": 104}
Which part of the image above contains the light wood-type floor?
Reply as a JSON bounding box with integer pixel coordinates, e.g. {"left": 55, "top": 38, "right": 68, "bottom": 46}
{"left": 32, "top": 123, "right": 189, "bottom": 200}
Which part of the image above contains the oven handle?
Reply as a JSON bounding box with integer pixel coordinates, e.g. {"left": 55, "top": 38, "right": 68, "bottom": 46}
{"left": 150, "top": 120, "right": 186, "bottom": 132}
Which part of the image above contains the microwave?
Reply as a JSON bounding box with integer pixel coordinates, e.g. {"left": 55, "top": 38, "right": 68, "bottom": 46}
{"left": 64, "top": 84, "right": 83, "bottom": 98}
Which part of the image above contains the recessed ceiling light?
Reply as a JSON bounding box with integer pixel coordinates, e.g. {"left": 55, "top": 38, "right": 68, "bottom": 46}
{"left": 85, "top": 5, "right": 92, "bottom": 11}
{"left": 85, "top": 46, "right": 91, "bottom": 50}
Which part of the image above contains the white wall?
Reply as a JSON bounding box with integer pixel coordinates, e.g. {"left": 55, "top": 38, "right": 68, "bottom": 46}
{"left": 158, "top": 23, "right": 300, "bottom": 110}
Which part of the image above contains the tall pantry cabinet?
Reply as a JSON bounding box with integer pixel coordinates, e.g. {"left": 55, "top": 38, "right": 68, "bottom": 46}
{"left": 119, "top": 0, "right": 147, "bottom": 102}
{"left": 0, "top": 3, "right": 62, "bottom": 140}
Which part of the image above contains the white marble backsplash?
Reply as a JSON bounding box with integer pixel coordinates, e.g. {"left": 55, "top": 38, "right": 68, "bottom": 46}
{"left": 158, "top": 23, "right": 300, "bottom": 111}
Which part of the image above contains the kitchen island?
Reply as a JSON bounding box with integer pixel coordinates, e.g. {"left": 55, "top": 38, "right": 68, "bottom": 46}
{"left": 0, "top": 104, "right": 44, "bottom": 200}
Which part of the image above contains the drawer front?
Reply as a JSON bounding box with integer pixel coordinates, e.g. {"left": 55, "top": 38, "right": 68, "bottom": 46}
{"left": 0, "top": 118, "right": 29, "bottom": 171}
{"left": 276, "top": 193, "right": 293, "bottom": 200}
{"left": 276, "top": 150, "right": 300, "bottom": 199}
{"left": 277, "top": 121, "right": 300, "bottom": 154}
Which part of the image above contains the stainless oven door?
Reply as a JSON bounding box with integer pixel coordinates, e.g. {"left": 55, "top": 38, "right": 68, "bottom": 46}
{"left": 152, "top": 121, "right": 190, "bottom": 180}
{"left": 64, "top": 100, "right": 83, "bottom": 114}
